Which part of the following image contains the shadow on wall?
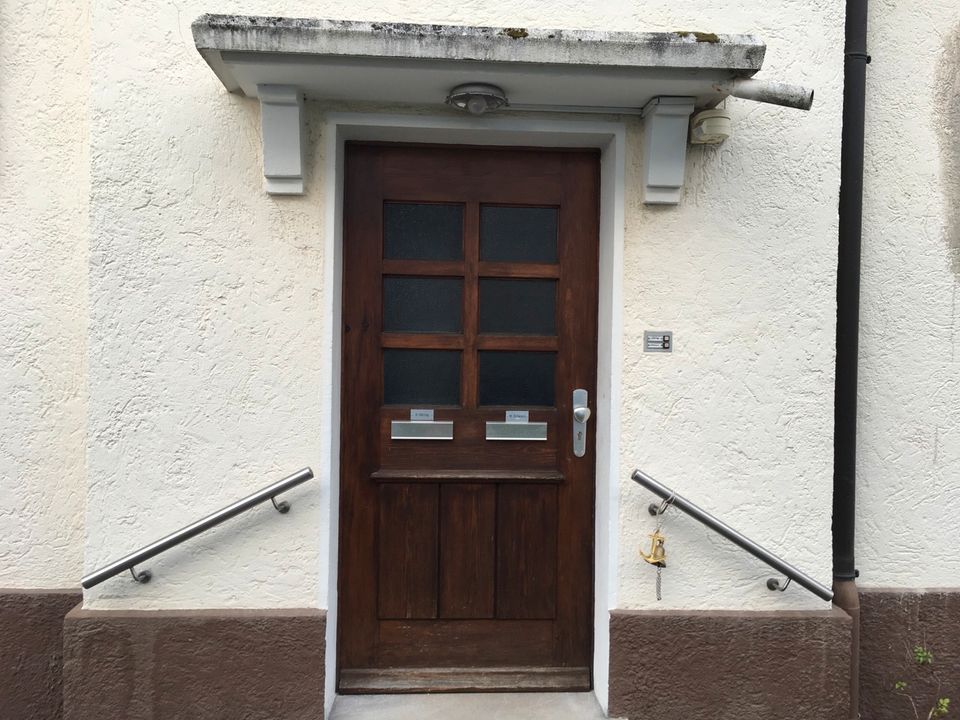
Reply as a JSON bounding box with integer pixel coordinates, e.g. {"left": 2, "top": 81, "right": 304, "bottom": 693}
{"left": 937, "top": 23, "right": 960, "bottom": 276}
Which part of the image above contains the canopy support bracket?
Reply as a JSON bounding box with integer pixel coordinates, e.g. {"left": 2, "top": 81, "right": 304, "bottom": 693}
{"left": 258, "top": 84, "right": 305, "bottom": 195}
{"left": 641, "top": 96, "right": 696, "bottom": 205}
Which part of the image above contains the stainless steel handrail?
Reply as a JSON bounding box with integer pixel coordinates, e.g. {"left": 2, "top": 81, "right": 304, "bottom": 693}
{"left": 81, "top": 467, "right": 314, "bottom": 589}
{"left": 632, "top": 468, "right": 834, "bottom": 602}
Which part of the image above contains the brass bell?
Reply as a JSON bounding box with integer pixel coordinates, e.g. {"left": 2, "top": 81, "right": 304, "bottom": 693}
{"left": 640, "top": 530, "right": 666, "bottom": 568}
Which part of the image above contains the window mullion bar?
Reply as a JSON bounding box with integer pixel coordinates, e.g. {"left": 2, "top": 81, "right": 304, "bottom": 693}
{"left": 462, "top": 201, "right": 480, "bottom": 409}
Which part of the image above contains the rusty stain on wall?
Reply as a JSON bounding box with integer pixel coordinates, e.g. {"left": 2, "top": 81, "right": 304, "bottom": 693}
{"left": 936, "top": 24, "right": 960, "bottom": 275}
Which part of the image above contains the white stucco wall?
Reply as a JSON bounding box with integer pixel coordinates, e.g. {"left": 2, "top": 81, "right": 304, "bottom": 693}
{"left": 0, "top": 0, "right": 89, "bottom": 589}
{"left": 84, "top": 0, "right": 329, "bottom": 609}
{"left": 856, "top": 0, "right": 960, "bottom": 588}
{"left": 617, "top": 6, "right": 843, "bottom": 610}
{"left": 80, "top": 0, "right": 843, "bottom": 613}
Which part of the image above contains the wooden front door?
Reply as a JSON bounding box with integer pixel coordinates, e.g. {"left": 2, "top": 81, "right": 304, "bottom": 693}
{"left": 337, "top": 143, "right": 599, "bottom": 693}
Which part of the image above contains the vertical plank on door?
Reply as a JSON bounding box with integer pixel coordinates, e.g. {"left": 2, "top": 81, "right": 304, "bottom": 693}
{"left": 378, "top": 483, "right": 439, "bottom": 619}
{"left": 496, "top": 484, "right": 558, "bottom": 619}
{"left": 439, "top": 483, "right": 496, "bottom": 618}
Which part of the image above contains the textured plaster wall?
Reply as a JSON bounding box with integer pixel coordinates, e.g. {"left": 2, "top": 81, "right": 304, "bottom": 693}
{"left": 0, "top": 0, "right": 89, "bottom": 588}
{"left": 856, "top": 0, "right": 960, "bottom": 588}
{"left": 83, "top": 0, "right": 842, "bottom": 610}
{"left": 617, "top": 8, "right": 843, "bottom": 609}
{"left": 85, "top": 0, "right": 329, "bottom": 609}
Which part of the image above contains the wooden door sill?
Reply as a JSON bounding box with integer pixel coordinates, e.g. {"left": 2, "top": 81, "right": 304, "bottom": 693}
{"left": 339, "top": 666, "right": 591, "bottom": 693}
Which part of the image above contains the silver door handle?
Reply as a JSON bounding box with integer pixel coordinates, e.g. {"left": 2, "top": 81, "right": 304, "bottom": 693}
{"left": 573, "top": 389, "right": 589, "bottom": 458}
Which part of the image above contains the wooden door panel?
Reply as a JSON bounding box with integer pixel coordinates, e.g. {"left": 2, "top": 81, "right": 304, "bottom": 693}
{"left": 339, "top": 144, "right": 599, "bottom": 692}
{"left": 377, "top": 619, "right": 555, "bottom": 667}
{"left": 378, "top": 483, "right": 439, "bottom": 620}
{"left": 439, "top": 484, "right": 496, "bottom": 619}
{"left": 377, "top": 143, "right": 565, "bottom": 175}
{"left": 496, "top": 484, "right": 559, "bottom": 620}
{"left": 380, "top": 175, "right": 564, "bottom": 205}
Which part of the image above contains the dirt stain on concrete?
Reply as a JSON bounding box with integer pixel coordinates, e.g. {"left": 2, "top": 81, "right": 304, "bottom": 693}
{"left": 673, "top": 30, "right": 720, "bottom": 43}
{"left": 936, "top": 24, "right": 960, "bottom": 275}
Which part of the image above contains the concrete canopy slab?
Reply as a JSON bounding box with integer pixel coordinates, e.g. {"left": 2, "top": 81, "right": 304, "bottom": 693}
{"left": 191, "top": 15, "right": 773, "bottom": 199}
{"left": 191, "top": 15, "right": 765, "bottom": 111}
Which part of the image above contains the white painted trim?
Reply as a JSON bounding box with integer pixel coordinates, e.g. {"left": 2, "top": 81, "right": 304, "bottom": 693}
{"left": 640, "top": 96, "right": 696, "bottom": 204}
{"left": 258, "top": 84, "right": 305, "bottom": 194}
{"left": 320, "top": 112, "right": 625, "bottom": 716}
{"left": 592, "top": 123, "right": 625, "bottom": 714}
{"left": 322, "top": 115, "right": 346, "bottom": 716}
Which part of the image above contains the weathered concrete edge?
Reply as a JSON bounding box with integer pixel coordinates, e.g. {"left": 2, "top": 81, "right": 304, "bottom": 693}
{"left": 191, "top": 14, "right": 766, "bottom": 73}
{"left": 858, "top": 585, "right": 960, "bottom": 595}
{"left": 0, "top": 587, "right": 81, "bottom": 597}
{"left": 64, "top": 606, "right": 327, "bottom": 620}
{"left": 609, "top": 606, "right": 847, "bottom": 620}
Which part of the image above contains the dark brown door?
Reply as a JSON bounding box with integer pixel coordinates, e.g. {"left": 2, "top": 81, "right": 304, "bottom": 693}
{"left": 338, "top": 144, "right": 599, "bottom": 693}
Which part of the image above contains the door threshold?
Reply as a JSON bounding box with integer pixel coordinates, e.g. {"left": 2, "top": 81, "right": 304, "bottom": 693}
{"left": 339, "top": 666, "right": 591, "bottom": 693}
{"left": 330, "top": 691, "right": 606, "bottom": 720}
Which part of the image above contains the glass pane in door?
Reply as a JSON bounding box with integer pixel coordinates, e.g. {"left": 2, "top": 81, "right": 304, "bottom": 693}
{"left": 480, "top": 206, "right": 557, "bottom": 263}
{"left": 384, "top": 349, "right": 461, "bottom": 405}
{"left": 384, "top": 203, "right": 464, "bottom": 260}
{"left": 384, "top": 277, "right": 463, "bottom": 333}
{"left": 478, "top": 351, "right": 556, "bottom": 406}
{"left": 479, "top": 278, "right": 556, "bottom": 335}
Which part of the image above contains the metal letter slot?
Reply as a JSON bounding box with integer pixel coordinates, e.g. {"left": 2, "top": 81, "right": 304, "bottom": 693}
{"left": 485, "top": 421, "right": 548, "bottom": 441}
{"left": 573, "top": 388, "right": 590, "bottom": 457}
{"left": 390, "top": 420, "right": 454, "bottom": 440}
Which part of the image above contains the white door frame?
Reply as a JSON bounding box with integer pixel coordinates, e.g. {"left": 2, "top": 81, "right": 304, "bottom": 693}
{"left": 319, "top": 112, "right": 625, "bottom": 715}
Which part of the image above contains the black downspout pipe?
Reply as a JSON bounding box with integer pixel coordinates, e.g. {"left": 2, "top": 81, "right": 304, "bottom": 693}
{"left": 834, "top": 0, "right": 869, "bottom": 584}
{"left": 834, "top": 0, "right": 869, "bottom": 716}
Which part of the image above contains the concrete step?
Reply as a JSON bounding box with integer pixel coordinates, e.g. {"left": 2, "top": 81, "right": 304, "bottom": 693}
{"left": 329, "top": 692, "right": 609, "bottom": 720}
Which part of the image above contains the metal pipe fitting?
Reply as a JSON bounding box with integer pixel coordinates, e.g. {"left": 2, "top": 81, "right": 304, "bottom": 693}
{"left": 716, "top": 78, "right": 815, "bottom": 111}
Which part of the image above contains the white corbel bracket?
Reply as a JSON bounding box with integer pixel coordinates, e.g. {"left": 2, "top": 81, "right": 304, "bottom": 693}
{"left": 641, "top": 96, "right": 696, "bottom": 205}
{"left": 258, "top": 84, "right": 305, "bottom": 195}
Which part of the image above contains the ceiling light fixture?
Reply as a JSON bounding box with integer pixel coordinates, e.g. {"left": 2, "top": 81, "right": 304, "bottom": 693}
{"left": 445, "top": 83, "right": 509, "bottom": 115}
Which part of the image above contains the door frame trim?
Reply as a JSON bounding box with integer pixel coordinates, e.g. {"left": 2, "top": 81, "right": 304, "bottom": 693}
{"left": 319, "top": 112, "right": 626, "bottom": 715}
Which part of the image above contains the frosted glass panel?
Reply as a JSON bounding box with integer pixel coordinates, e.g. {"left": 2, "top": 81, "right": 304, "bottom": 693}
{"left": 478, "top": 352, "right": 556, "bottom": 406}
{"left": 384, "top": 350, "right": 461, "bottom": 405}
{"left": 384, "top": 203, "right": 463, "bottom": 260}
{"left": 480, "top": 206, "right": 557, "bottom": 263}
{"left": 479, "top": 279, "right": 556, "bottom": 335}
{"left": 384, "top": 278, "right": 463, "bottom": 333}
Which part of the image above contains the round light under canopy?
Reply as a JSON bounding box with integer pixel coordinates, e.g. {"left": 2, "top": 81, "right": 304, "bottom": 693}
{"left": 445, "top": 83, "right": 509, "bottom": 115}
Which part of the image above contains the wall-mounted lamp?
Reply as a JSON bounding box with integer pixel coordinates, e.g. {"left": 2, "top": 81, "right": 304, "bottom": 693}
{"left": 445, "top": 83, "right": 509, "bottom": 115}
